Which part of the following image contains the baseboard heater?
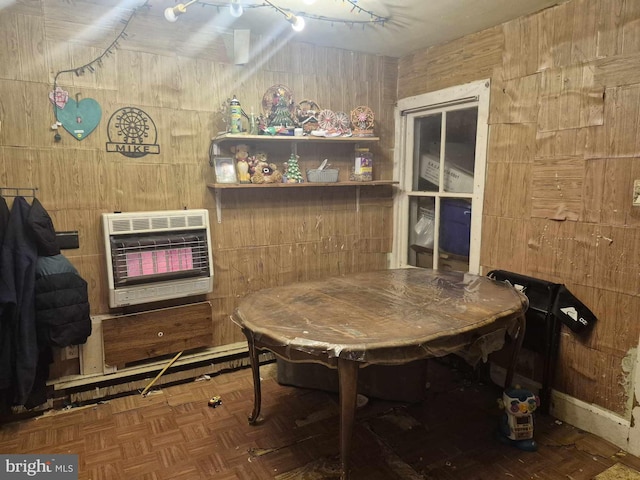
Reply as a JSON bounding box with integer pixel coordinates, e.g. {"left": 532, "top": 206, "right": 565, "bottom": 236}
{"left": 102, "top": 209, "right": 214, "bottom": 308}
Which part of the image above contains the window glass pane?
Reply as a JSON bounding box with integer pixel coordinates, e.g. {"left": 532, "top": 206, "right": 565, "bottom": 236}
{"left": 440, "top": 198, "right": 472, "bottom": 256}
{"left": 407, "top": 196, "right": 471, "bottom": 273}
{"left": 444, "top": 108, "right": 477, "bottom": 194}
{"left": 413, "top": 114, "right": 442, "bottom": 192}
{"left": 408, "top": 197, "right": 435, "bottom": 268}
{"left": 439, "top": 198, "right": 472, "bottom": 271}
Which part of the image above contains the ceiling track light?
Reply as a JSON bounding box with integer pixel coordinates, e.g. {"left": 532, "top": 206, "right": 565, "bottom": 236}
{"left": 161, "top": 0, "right": 386, "bottom": 30}
{"left": 164, "top": 0, "right": 198, "bottom": 22}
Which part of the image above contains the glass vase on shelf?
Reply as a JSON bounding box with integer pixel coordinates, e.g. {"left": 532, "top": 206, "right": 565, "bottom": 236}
{"left": 249, "top": 107, "right": 259, "bottom": 135}
{"left": 350, "top": 148, "right": 373, "bottom": 182}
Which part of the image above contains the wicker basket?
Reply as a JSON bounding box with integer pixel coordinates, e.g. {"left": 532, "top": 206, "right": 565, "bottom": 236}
{"left": 307, "top": 168, "right": 339, "bottom": 183}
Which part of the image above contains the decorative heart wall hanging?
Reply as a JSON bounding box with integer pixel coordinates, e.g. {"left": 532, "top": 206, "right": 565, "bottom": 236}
{"left": 56, "top": 96, "right": 102, "bottom": 141}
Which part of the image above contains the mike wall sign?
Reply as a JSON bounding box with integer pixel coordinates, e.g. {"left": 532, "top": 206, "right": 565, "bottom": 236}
{"left": 106, "top": 107, "right": 160, "bottom": 158}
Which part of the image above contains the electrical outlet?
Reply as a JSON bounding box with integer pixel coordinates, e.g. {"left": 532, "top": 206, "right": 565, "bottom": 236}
{"left": 64, "top": 345, "right": 79, "bottom": 360}
{"left": 634, "top": 180, "right": 640, "bottom": 206}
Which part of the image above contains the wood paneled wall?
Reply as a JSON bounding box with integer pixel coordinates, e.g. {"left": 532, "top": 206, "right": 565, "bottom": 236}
{"left": 399, "top": 0, "right": 640, "bottom": 416}
{"left": 0, "top": 1, "right": 398, "bottom": 370}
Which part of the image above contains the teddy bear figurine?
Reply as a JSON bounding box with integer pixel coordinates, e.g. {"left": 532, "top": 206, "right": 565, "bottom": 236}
{"left": 249, "top": 151, "right": 268, "bottom": 174}
{"left": 230, "top": 144, "right": 251, "bottom": 183}
{"left": 251, "top": 161, "right": 283, "bottom": 184}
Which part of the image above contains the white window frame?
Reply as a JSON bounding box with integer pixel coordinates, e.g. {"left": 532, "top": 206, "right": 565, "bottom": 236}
{"left": 391, "top": 79, "right": 491, "bottom": 274}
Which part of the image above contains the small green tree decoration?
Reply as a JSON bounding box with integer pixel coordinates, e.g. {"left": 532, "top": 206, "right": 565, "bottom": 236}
{"left": 285, "top": 153, "right": 304, "bottom": 183}
{"left": 268, "top": 92, "right": 296, "bottom": 128}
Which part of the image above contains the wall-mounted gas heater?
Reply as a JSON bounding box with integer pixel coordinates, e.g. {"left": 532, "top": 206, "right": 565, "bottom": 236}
{"left": 102, "top": 209, "right": 213, "bottom": 308}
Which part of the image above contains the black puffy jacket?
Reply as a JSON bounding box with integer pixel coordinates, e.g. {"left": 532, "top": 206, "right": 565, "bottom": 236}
{"left": 34, "top": 255, "right": 91, "bottom": 347}
{"left": 25, "top": 199, "right": 91, "bottom": 347}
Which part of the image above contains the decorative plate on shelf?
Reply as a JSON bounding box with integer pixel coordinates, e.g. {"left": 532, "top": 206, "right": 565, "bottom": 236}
{"left": 262, "top": 84, "right": 296, "bottom": 117}
{"left": 317, "top": 109, "right": 337, "bottom": 130}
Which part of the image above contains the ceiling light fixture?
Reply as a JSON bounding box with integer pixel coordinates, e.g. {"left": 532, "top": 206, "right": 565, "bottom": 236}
{"left": 290, "top": 15, "right": 305, "bottom": 31}
{"left": 229, "top": 0, "right": 243, "bottom": 18}
{"left": 263, "top": 0, "right": 305, "bottom": 31}
{"left": 164, "top": 0, "right": 198, "bottom": 22}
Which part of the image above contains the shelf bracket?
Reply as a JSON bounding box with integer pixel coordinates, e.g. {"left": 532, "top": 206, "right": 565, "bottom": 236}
{"left": 356, "top": 186, "right": 360, "bottom": 213}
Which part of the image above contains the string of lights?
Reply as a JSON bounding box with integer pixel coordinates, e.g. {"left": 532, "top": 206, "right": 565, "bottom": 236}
{"left": 51, "top": 0, "right": 388, "bottom": 88}
{"left": 53, "top": 2, "right": 148, "bottom": 83}
{"left": 180, "top": 1, "right": 390, "bottom": 28}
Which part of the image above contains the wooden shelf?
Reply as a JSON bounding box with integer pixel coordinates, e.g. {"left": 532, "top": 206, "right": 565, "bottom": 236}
{"left": 209, "top": 133, "right": 389, "bottom": 223}
{"left": 212, "top": 133, "right": 380, "bottom": 144}
{"left": 208, "top": 181, "right": 397, "bottom": 223}
{"left": 207, "top": 180, "right": 397, "bottom": 189}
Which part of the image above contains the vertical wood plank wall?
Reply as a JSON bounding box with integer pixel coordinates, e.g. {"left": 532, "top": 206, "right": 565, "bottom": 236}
{"left": 0, "top": 1, "right": 398, "bottom": 375}
{"left": 399, "top": 0, "right": 640, "bottom": 416}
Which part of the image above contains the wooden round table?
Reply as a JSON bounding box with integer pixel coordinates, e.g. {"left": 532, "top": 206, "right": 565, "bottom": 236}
{"left": 233, "top": 268, "right": 528, "bottom": 480}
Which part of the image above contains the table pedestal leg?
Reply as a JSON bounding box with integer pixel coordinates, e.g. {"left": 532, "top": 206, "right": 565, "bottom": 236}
{"left": 338, "top": 358, "right": 359, "bottom": 480}
{"left": 242, "top": 329, "right": 262, "bottom": 424}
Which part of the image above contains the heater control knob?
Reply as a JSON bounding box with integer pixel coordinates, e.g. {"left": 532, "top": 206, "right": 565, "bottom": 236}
{"left": 157, "top": 331, "right": 164, "bottom": 337}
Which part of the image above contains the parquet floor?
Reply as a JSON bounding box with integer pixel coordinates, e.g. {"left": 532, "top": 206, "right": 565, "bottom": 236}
{"left": 1, "top": 359, "right": 640, "bottom": 480}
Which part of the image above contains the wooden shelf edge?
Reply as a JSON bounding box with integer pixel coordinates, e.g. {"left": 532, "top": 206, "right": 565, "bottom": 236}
{"left": 208, "top": 181, "right": 398, "bottom": 189}
{"left": 212, "top": 133, "right": 380, "bottom": 143}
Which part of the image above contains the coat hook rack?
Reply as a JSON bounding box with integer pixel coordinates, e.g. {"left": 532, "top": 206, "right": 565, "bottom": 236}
{"left": 0, "top": 186, "right": 38, "bottom": 198}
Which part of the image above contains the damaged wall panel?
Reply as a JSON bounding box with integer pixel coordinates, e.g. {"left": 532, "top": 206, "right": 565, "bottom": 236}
{"left": 525, "top": 218, "right": 584, "bottom": 282}
{"left": 536, "top": 127, "right": 593, "bottom": 159}
{"left": 481, "top": 217, "right": 529, "bottom": 274}
{"left": 398, "top": 0, "right": 640, "bottom": 417}
{"left": 582, "top": 158, "right": 607, "bottom": 223}
{"left": 601, "top": 157, "right": 640, "bottom": 227}
{"left": 588, "top": 287, "right": 640, "bottom": 357}
{"left": 591, "top": 225, "right": 640, "bottom": 296}
{"left": 588, "top": 85, "right": 640, "bottom": 158}
{"left": 538, "top": 65, "right": 604, "bottom": 132}
{"left": 594, "top": 53, "right": 640, "bottom": 87}
{"left": 530, "top": 157, "right": 585, "bottom": 221}
{"left": 488, "top": 123, "right": 537, "bottom": 163}
{"left": 397, "top": 26, "right": 503, "bottom": 99}
{"left": 484, "top": 163, "right": 531, "bottom": 218}
{"left": 489, "top": 73, "right": 540, "bottom": 124}
{"left": 557, "top": 335, "right": 629, "bottom": 414}
{"left": 502, "top": 12, "right": 542, "bottom": 80}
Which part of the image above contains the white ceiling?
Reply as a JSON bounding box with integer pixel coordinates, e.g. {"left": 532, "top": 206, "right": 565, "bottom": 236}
{"left": 178, "top": 0, "right": 563, "bottom": 58}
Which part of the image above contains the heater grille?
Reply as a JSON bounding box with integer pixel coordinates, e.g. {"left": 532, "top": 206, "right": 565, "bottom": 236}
{"left": 111, "top": 233, "right": 209, "bottom": 286}
{"left": 103, "top": 210, "right": 213, "bottom": 307}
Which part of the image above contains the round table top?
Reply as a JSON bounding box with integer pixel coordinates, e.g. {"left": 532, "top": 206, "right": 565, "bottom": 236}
{"left": 233, "top": 268, "right": 528, "bottom": 365}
